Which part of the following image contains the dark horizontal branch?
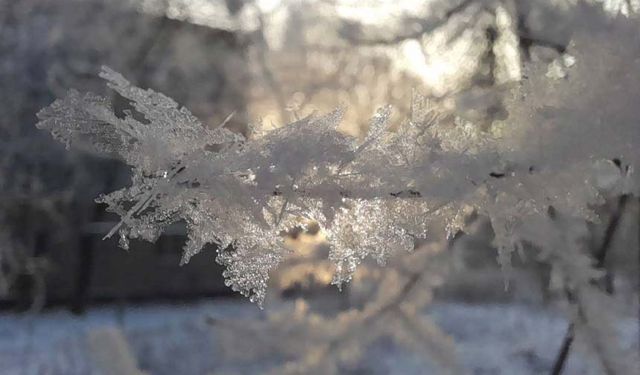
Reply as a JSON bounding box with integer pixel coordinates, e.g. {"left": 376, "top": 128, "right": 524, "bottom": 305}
{"left": 518, "top": 32, "right": 567, "bottom": 55}
{"left": 269, "top": 172, "right": 510, "bottom": 199}
{"left": 273, "top": 188, "right": 423, "bottom": 199}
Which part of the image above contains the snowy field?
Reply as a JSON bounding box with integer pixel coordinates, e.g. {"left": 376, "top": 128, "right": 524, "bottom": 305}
{"left": 0, "top": 300, "right": 637, "bottom": 374}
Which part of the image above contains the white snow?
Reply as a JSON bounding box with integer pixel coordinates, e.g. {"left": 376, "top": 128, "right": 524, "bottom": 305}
{"left": 0, "top": 300, "right": 636, "bottom": 374}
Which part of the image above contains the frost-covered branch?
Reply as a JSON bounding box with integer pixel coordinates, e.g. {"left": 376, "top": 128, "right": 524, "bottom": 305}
{"left": 33, "top": 6, "right": 640, "bottom": 372}
{"left": 37, "top": 68, "right": 509, "bottom": 304}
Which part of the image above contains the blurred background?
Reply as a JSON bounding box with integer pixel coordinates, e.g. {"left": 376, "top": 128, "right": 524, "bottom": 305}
{"left": 0, "top": 0, "right": 638, "bottom": 374}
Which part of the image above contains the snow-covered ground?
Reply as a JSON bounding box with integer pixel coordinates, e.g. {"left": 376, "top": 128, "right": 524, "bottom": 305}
{"left": 0, "top": 300, "right": 637, "bottom": 374}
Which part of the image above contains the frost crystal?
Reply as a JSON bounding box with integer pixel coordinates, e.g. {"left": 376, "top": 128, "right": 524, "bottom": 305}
{"left": 36, "top": 39, "right": 640, "bottom": 316}
{"left": 35, "top": 71, "right": 507, "bottom": 303}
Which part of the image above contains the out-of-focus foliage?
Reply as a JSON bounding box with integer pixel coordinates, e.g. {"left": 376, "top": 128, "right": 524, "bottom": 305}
{"left": 214, "top": 241, "right": 458, "bottom": 374}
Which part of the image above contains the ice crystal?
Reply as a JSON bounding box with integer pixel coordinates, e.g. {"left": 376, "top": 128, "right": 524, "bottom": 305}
{"left": 35, "top": 71, "right": 511, "bottom": 304}
{"left": 36, "top": 29, "right": 640, "bottom": 316}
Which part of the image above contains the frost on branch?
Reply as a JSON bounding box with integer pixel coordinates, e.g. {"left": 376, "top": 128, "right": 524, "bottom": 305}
{"left": 35, "top": 17, "right": 640, "bottom": 316}
{"left": 36, "top": 67, "right": 503, "bottom": 305}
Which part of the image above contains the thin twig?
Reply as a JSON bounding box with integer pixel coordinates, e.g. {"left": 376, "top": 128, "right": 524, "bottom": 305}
{"left": 550, "top": 323, "right": 574, "bottom": 375}
{"left": 549, "top": 194, "right": 628, "bottom": 374}
{"left": 595, "top": 195, "right": 629, "bottom": 269}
